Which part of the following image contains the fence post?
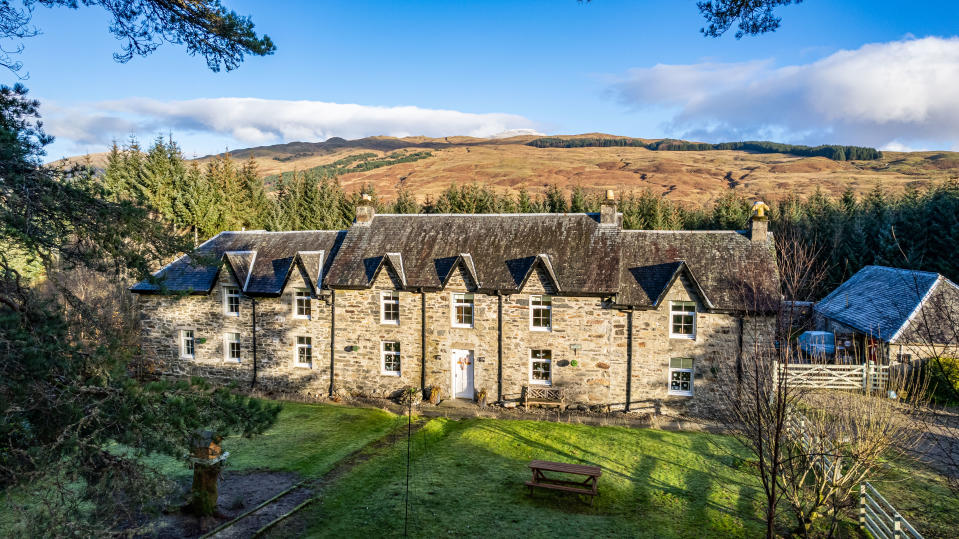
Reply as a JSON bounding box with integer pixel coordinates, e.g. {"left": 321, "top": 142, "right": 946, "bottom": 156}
{"left": 859, "top": 484, "right": 866, "bottom": 529}
{"left": 894, "top": 512, "right": 903, "bottom": 539}
{"left": 862, "top": 363, "right": 869, "bottom": 392}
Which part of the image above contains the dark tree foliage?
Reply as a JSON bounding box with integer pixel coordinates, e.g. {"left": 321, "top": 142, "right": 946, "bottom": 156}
{"left": 526, "top": 137, "right": 882, "bottom": 161}
{"left": 1, "top": 0, "right": 274, "bottom": 73}
{"left": 698, "top": 0, "right": 802, "bottom": 38}
{"left": 0, "top": 84, "right": 281, "bottom": 534}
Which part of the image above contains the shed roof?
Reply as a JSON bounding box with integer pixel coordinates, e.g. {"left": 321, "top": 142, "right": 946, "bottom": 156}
{"left": 814, "top": 265, "right": 946, "bottom": 342}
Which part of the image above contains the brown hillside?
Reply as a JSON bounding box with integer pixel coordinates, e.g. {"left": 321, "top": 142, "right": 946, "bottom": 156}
{"left": 65, "top": 135, "right": 959, "bottom": 206}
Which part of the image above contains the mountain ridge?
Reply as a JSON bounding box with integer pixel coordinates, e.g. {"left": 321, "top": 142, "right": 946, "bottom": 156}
{"left": 53, "top": 134, "right": 959, "bottom": 205}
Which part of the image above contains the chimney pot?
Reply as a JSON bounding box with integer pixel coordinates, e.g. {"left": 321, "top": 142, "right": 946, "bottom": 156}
{"left": 355, "top": 194, "right": 375, "bottom": 224}
{"left": 600, "top": 191, "right": 618, "bottom": 226}
{"left": 750, "top": 200, "right": 770, "bottom": 242}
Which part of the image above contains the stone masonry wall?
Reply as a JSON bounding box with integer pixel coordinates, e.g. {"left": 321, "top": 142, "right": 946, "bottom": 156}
{"left": 137, "top": 267, "right": 774, "bottom": 413}
{"left": 138, "top": 267, "right": 332, "bottom": 397}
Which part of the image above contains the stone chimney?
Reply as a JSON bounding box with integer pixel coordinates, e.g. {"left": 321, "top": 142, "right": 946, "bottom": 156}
{"left": 750, "top": 200, "right": 770, "bottom": 242}
{"left": 600, "top": 189, "right": 618, "bottom": 226}
{"left": 355, "top": 193, "right": 375, "bottom": 224}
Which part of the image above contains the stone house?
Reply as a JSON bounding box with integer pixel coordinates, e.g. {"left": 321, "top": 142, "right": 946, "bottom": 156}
{"left": 814, "top": 265, "right": 959, "bottom": 364}
{"left": 132, "top": 196, "right": 779, "bottom": 412}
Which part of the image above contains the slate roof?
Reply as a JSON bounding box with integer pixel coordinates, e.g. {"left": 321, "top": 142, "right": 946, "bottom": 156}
{"left": 323, "top": 213, "right": 622, "bottom": 294}
{"left": 132, "top": 213, "right": 780, "bottom": 312}
{"left": 814, "top": 265, "right": 948, "bottom": 342}
{"left": 130, "top": 230, "right": 345, "bottom": 296}
{"left": 616, "top": 230, "right": 779, "bottom": 312}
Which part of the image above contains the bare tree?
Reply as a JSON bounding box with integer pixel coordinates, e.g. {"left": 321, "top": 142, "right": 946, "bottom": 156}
{"left": 713, "top": 231, "right": 929, "bottom": 537}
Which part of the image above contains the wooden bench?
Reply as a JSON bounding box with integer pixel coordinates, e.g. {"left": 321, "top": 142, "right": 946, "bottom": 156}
{"left": 522, "top": 385, "right": 564, "bottom": 411}
{"left": 525, "top": 460, "right": 601, "bottom": 504}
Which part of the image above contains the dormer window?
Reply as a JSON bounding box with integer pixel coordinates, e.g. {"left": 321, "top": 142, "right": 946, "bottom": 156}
{"left": 452, "top": 293, "right": 474, "bottom": 328}
{"left": 223, "top": 286, "right": 241, "bottom": 316}
{"left": 380, "top": 291, "right": 399, "bottom": 324}
{"left": 530, "top": 295, "right": 552, "bottom": 331}
{"left": 293, "top": 289, "right": 311, "bottom": 319}
{"left": 670, "top": 301, "right": 696, "bottom": 339}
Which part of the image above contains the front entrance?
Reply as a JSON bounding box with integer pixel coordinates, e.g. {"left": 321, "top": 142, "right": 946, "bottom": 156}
{"left": 451, "top": 349, "right": 475, "bottom": 400}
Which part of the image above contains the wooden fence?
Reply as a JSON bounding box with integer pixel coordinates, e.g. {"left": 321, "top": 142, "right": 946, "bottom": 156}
{"left": 784, "top": 411, "right": 922, "bottom": 539}
{"left": 774, "top": 363, "right": 889, "bottom": 392}
{"left": 860, "top": 482, "right": 923, "bottom": 539}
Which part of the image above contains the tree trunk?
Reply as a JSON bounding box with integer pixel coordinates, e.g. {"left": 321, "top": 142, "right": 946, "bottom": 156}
{"left": 186, "top": 462, "right": 223, "bottom": 517}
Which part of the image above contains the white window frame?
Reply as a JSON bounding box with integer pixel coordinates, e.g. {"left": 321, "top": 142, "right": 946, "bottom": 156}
{"left": 668, "top": 357, "right": 694, "bottom": 396}
{"left": 295, "top": 335, "right": 312, "bottom": 367}
{"left": 380, "top": 291, "right": 400, "bottom": 325}
{"left": 224, "top": 332, "right": 241, "bottom": 363}
{"left": 451, "top": 292, "right": 474, "bottom": 328}
{"left": 669, "top": 301, "right": 697, "bottom": 339}
{"left": 223, "top": 286, "right": 241, "bottom": 317}
{"left": 381, "top": 341, "right": 401, "bottom": 376}
{"left": 293, "top": 288, "right": 312, "bottom": 320}
{"left": 179, "top": 329, "right": 196, "bottom": 359}
{"left": 530, "top": 295, "right": 552, "bottom": 332}
{"left": 529, "top": 349, "right": 552, "bottom": 386}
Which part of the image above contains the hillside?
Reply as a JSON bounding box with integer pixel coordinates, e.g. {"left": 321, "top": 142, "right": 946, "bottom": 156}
{"left": 62, "top": 134, "right": 959, "bottom": 205}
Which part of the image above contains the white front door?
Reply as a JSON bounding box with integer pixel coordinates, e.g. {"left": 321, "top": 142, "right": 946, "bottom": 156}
{"left": 451, "top": 349, "right": 474, "bottom": 399}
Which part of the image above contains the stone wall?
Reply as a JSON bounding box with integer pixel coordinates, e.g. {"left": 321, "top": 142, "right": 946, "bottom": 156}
{"left": 137, "top": 266, "right": 774, "bottom": 413}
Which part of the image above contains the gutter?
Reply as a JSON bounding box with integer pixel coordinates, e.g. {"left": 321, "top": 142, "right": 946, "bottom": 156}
{"left": 329, "top": 289, "right": 336, "bottom": 398}
{"left": 421, "top": 289, "right": 427, "bottom": 395}
{"left": 497, "top": 291, "right": 504, "bottom": 404}
{"left": 250, "top": 297, "right": 258, "bottom": 389}
{"left": 626, "top": 308, "right": 633, "bottom": 412}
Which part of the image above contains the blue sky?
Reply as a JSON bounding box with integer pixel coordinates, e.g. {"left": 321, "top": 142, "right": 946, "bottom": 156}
{"left": 11, "top": 0, "right": 959, "bottom": 159}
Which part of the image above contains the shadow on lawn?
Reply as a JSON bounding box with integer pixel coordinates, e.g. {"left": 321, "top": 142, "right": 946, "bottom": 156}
{"left": 457, "top": 420, "right": 761, "bottom": 524}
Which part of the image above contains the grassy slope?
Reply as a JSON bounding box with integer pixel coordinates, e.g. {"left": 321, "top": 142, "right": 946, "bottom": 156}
{"left": 139, "top": 402, "right": 405, "bottom": 480}
{"left": 60, "top": 135, "right": 959, "bottom": 207}
{"left": 298, "top": 417, "right": 766, "bottom": 538}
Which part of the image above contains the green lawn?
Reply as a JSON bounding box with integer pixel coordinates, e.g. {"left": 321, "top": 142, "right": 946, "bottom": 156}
{"left": 139, "top": 401, "right": 407, "bottom": 480}
{"left": 288, "top": 417, "right": 767, "bottom": 538}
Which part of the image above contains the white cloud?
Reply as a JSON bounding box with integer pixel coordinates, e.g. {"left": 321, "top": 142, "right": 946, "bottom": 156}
{"left": 40, "top": 97, "right": 538, "bottom": 157}
{"left": 609, "top": 37, "right": 959, "bottom": 149}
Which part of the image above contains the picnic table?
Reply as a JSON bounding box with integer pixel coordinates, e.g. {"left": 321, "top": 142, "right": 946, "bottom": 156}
{"left": 525, "top": 460, "right": 601, "bottom": 504}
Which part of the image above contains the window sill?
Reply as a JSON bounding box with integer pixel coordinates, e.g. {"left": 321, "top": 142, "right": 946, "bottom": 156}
{"left": 223, "top": 312, "right": 240, "bottom": 317}
{"left": 669, "top": 334, "right": 696, "bottom": 340}
{"left": 180, "top": 355, "right": 195, "bottom": 360}
{"left": 530, "top": 327, "right": 552, "bottom": 332}
{"left": 451, "top": 324, "right": 473, "bottom": 329}
{"left": 530, "top": 380, "right": 552, "bottom": 386}
{"left": 667, "top": 391, "right": 693, "bottom": 398}
{"left": 294, "top": 363, "right": 312, "bottom": 369}
{"left": 224, "top": 359, "right": 241, "bottom": 364}
{"left": 380, "top": 320, "right": 400, "bottom": 326}
{"left": 381, "top": 371, "right": 401, "bottom": 377}
{"left": 293, "top": 315, "right": 311, "bottom": 321}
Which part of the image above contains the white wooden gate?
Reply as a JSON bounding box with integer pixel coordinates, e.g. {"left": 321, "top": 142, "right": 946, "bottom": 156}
{"left": 774, "top": 363, "right": 888, "bottom": 392}
{"left": 860, "top": 482, "right": 923, "bottom": 539}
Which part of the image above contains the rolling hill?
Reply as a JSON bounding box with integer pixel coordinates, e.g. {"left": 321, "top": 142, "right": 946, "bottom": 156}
{"left": 58, "top": 134, "right": 959, "bottom": 206}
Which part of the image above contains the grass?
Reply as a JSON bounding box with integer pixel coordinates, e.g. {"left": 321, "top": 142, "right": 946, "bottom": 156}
{"left": 870, "top": 455, "right": 959, "bottom": 539}
{"left": 137, "top": 401, "right": 406, "bottom": 480}
{"left": 289, "top": 417, "right": 767, "bottom": 538}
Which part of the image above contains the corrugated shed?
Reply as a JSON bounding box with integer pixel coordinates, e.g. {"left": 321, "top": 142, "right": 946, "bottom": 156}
{"left": 814, "top": 265, "right": 942, "bottom": 342}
